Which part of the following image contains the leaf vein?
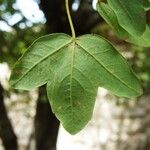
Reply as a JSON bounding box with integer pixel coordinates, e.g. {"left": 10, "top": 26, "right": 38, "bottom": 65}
{"left": 76, "top": 42, "right": 139, "bottom": 94}
{"left": 13, "top": 40, "right": 72, "bottom": 86}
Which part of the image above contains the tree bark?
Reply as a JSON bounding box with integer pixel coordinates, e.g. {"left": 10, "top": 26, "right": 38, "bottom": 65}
{"left": 0, "top": 83, "right": 18, "bottom": 150}
{"left": 34, "top": 86, "right": 59, "bottom": 150}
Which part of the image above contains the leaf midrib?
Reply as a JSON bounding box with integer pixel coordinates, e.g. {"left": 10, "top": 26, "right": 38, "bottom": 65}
{"left": 69, "top": 41, "right": 75, "bottom": 113}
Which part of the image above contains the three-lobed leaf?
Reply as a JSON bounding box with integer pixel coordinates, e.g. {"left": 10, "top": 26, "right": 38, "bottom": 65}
{"left": 10, "top": 33, "right": 142, "bottom": 134}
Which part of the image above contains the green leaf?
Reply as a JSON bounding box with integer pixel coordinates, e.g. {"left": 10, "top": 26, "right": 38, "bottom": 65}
{"left": 10, "top": 33, "right": 72, "bottom": 90}
{"left": 107, "top": 0, "right": 146, "bottom": 36}
{"left": 96, "top": 2, "right": 129, "bottom": 38}
{"left": 10, "top": 33, "right": 142, "bottom": 134}
{"left": 96, "top": 2, "right": 150, "bottom": 47}
{"left": 127, "top": 25, "right": 150, "bottom": 47}
{"left": 143, "top": 0, "right": 150, "bottom": 11}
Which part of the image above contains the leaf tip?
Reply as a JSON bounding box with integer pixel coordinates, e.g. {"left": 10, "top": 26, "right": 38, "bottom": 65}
{"left": 62, "top": 124, "right": 84, "bottom": 135}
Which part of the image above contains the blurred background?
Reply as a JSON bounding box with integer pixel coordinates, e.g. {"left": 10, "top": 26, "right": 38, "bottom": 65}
{"left": 0, "top": 0, "right": 150, "bottom": 150}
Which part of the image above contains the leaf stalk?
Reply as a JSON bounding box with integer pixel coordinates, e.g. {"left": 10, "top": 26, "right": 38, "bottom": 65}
{"left": 65, "top": 0, "right": 76, "bottom": 39}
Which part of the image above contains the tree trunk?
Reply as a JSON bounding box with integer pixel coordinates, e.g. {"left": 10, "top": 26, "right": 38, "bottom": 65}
{"left": 0, "top": 83, "right": 18, "bottom": 150}
{"left": 34, "top": 0, "right": 101, "bottom": 150}
{"left": 34, "top": 86, "right": 59, "bottom": 150}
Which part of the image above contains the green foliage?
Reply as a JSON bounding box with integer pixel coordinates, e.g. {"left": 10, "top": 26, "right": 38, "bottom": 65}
{"left": 10, "top": 33, "right": 142, "bottom": 134}
{"left": 107, "top": 0, "right": 146, "bottom": 36}
{"left": 131, "top": 46, "right": 150, "bottom": 93}
{"left": 8, "top": 0, "right": 150, "bottom": 134}
{"left": 97, "top": 1, "right": 150, "bottom": 47}
{"left": 0, "top": 0, "right": 16, "bottom": 15}
{"left": 96, "top": 2, "right": 129, "bottom": 38}
{"left": 0, "top": 0, "right": 45, "bottom": 66}
{"left": 143, "top": 0, "right": 150, "bottom": 11}
{"left": 0, "top": 25, "right": 45, "bottom": 66}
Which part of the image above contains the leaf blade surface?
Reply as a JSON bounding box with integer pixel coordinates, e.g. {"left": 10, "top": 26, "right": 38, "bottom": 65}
{"left": 10, "top": 33, "right": 72, "bottom": 90}
{"left": 10, "top": 33, "right": 143, "bottom": 134}
{"left": 96, "top": 2, "right": 150, "bottom": 47}
{"left": 107, "top": 0, "right": 146, "bottom": 36}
